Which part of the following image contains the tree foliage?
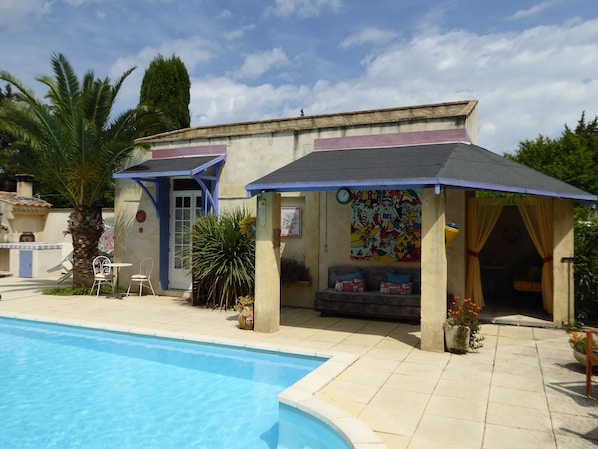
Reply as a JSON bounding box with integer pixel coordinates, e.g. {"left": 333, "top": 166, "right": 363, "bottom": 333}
{"left": 0, "top": 84, "right": 26, "bottom": 193}
{"left": 0, "top": 53, "right": 162, "bottom": 288}
{"left": 507, "top": 112, "right": 598, "bottom": 198}
{"left": 139, "top": 54, "right": 190, "bottom": 135}
{"left": 574, "top": 221, "right": 598, "bottom": 326}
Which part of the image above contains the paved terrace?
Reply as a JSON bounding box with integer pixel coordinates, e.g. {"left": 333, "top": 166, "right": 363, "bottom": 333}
{"left": 0, "top": 276, "right": 596, "bottom": 449}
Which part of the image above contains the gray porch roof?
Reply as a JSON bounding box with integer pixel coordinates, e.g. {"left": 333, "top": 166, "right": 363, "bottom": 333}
{"left": 113, "top": 155, "right": 225, "bottom": 179}
{"left": 246, "top": 142, "right": 597, "bottom": 205}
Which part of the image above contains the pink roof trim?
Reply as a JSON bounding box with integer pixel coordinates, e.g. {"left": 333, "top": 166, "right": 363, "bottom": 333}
{"left": 314, "top": 129, "right": 470, "bottom": 151}
{"left": 151, "top": 145, "right": 227, "bottom": 160}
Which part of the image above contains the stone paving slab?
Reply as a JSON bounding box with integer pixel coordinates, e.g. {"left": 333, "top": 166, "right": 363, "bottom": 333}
{"left": 0, "top": 276, "right": 596, "bottom": 449}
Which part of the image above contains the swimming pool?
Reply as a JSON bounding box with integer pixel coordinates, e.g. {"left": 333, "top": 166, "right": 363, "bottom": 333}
{"left": 0, "top": 318, "right": 351, "bottom": 449}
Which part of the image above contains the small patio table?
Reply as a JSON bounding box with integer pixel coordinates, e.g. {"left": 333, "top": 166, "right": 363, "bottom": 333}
{"left": 105, "top": 262, "right": 132, "bottom": 299}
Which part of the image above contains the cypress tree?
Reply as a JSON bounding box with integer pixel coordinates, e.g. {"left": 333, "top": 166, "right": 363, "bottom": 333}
{"left": 140, "top": 54, "right": 191, "bottom": 134}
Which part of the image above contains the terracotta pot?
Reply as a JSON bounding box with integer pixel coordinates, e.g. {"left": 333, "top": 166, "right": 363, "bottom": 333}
{"left": 238, "top": 306, "right": 254, "bottom": 330}
{"left": 444, "top": 324, "right": 470, "bottom": 354}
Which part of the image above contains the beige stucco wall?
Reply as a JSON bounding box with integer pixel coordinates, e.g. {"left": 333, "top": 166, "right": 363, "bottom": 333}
{"left": 552, "top": 199, "right": 575, "bottom": 326}
{"left": 113, "top": 180, "right": 160, "bottom": 286}
{"left": 125, "top": 104, "right": 478, "bottom": 294}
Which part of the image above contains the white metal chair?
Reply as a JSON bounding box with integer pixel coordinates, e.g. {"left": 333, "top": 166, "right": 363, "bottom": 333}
{"left": 90, "top": 255, "right": 114, "bottom": 296}
{"left": 126, "top": 257, "right": 156, "bottom": 296}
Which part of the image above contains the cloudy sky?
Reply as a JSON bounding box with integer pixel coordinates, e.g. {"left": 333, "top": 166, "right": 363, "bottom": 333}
{"left": 1, "top": 0, "right": 598, "bottom": 154}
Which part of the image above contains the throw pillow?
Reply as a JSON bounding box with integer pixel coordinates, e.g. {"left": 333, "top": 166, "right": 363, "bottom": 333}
{"left": 386, "top": 272, "right": 411, "bottom": 284}
{"left": 335, "top": 278, "right": 367, "bottom": 292}
{"left": 339, "top": 271, "right": 364, "bottom": 281}
{"left": 380, "top": 281, "right": 413, "bottom": 295}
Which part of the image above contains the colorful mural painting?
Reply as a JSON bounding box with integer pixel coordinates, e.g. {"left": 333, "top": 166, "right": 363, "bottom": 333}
{"left": 351, "top": 189, "right": 422, "bottom": 262}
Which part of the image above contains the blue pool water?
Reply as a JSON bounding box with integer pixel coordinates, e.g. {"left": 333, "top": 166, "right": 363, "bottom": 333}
{"left": 0, "top": 318, "right": 349, "bottom": 449}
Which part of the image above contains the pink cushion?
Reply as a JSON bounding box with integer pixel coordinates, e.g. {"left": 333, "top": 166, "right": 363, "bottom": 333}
{"left": 334, "top": 278, "right": 367, "bottom": 292}
{"left": 380, "top": 281, "right": 413, "bottom": 295}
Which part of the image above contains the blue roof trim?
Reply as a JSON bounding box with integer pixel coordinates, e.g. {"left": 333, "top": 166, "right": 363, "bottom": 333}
{"left": 245, "top": 142, "right": 597, "bottom": 205}
{"left": 247, "top": 177, "right": 597, "bottom": 204}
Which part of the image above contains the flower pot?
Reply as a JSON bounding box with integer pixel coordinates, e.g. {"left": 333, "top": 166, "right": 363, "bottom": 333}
{"left": 444, "top": 324, "right": 470, "bottom": 354}
{"left": 573, "top": 350, "right": 598, "bottom": 370}
{"left": 238, "top": 306, "right": 254, "bottom": 330}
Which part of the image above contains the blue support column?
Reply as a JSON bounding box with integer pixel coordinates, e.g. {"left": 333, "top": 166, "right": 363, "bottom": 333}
{"left": 158, "top": 177, "right": 170, "bottom": 290}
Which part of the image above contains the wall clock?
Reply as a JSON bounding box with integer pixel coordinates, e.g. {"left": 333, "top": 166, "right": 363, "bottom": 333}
{"left": 336, "top": 188, "right": 352, "bottom": 204}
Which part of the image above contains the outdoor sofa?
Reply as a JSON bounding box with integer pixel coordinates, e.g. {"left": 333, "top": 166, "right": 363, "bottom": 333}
{"left": 315, "top": 266, "right": 421, "bottom": 322}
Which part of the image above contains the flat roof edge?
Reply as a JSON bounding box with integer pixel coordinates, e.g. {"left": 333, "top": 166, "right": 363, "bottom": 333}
{"left": 137, "top": 100, "right": 478, "bottom": 144}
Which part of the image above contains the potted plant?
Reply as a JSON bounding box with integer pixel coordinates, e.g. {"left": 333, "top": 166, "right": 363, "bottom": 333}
{"left": 444, "top": 296, "right": 484, "bottom": 353}
{"left": 280, "top": 257, "right": 311, "bottom": 284}
{"left": 234, "top": 295, "right": 254, "bottom": 330}
{"left": 569, "top": 330, "right": 598, "bottom": 369}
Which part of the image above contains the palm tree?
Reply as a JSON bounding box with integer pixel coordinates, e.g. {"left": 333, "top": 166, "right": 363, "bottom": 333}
{"left": 0, "top": 53, "right": 161, "bottom": 288}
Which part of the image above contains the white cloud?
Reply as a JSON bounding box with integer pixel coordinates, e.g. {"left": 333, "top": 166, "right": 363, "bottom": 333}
{"left": 223, "top": 24, "right": 256, "bottom": 42}
{"left": 0, "top": 0, "right": 52, "bottom": 27}
{"left": 186, "top": 16, "right": 598, "bottom": 155}
{"left": 234, "top": 48, "right": 290, "bottom": 79}
{"left": 352, "top": 18, "right": 598, "bottom": 153}
{"left": 189, "top": 77, "right": 309, "bottom": 125}
{"left": 511, "top": 1, "right": 555, "bottom": 20}
{"left": 268, "top": 0, "right": 342, "bottom": 18}
{"left": 339, "top": 28, "right": 397, "bottom": 49}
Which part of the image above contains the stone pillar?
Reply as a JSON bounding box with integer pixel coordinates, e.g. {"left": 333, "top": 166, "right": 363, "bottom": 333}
{"left": 446, "top": 189, "right": 467, "bottom": 298}
{"left": 552, "top": 199, "right": 574, "bottom": 327}
{"left": 254, "top": 192, "right": 281, "bottom": 333}
{"left": 421, "top": 188, "right": 447, "bottom": 352}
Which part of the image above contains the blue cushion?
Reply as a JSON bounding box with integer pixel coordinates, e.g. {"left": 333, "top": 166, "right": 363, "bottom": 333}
{"left": 339, "top": 271, "right": 364, "bottom": 281}
{"left": 386, "top": 272, "right": 411, "bottom": 283}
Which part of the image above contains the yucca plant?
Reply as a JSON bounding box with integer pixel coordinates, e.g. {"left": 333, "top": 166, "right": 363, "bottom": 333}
{"left": 190, "top": 209, "right": 255, "bottom": 309}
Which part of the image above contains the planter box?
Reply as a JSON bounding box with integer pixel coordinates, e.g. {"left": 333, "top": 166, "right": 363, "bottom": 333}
{"left": 444, "top": 324, "right": 470, "bottom": 354}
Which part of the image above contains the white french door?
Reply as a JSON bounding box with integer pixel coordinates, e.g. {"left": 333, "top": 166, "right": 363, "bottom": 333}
{"left": 169, "top": 190, "right": 203, "bottom": 289}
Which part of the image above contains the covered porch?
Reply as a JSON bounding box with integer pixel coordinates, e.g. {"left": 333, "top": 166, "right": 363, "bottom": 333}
{"left": 246, "top": 139, "right": 596, "bottom": 352}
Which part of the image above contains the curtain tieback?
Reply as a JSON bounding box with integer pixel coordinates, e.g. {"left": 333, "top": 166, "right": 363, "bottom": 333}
{"left": 543, "top": 256, "right": 553, "bottom": 263}
{"left": 468, "top": 250, "right": 479, "bottom": 257}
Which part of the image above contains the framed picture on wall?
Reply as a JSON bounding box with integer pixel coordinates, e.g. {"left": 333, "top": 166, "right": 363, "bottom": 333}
{"left": 281, "top": 207, "right": 301, "bottom": 237}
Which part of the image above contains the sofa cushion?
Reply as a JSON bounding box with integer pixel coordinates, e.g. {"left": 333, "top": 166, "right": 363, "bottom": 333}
{"left": 380, "top": 281, "right": 413, "bottom": 295}
{"left": 386, "top": 272, "right": 412, "bottom": 284}
{"left": 335, "top": 278, "right": 367, "bottom": 292}
{"left": 339, "top": 271, "right": 364, "bottom": 281}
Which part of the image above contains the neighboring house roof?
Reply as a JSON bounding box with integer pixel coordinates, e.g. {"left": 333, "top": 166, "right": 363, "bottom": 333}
{"left": 0, "top": 192, "right": 52, "bottom": 209}
{"left": 246, "top": 142, "right": 597, "bottom": 205}
{"left": 113, "top": 155, "right": 225, "bottom": 179}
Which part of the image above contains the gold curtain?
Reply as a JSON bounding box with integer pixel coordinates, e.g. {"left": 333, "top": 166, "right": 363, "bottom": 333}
{"left": 515, "top": 197, "right": 553, "bottom": 314}
{"left": 465, "top": 198, "right": 505, "bottom": 308}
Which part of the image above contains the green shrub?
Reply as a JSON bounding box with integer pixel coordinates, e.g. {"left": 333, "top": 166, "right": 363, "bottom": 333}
{"left": 42, "top": 286, "right": 111, "bottom": 296}
{"left": 574, "top": 220, "right": 598, "bottom": 325}
{"left": 190, "top": 209, "right": 255, "bottom": 309}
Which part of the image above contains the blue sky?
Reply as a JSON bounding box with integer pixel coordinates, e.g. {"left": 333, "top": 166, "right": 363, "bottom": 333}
{"left": 1, "top": 0, "right": 598, "bottom": 154}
